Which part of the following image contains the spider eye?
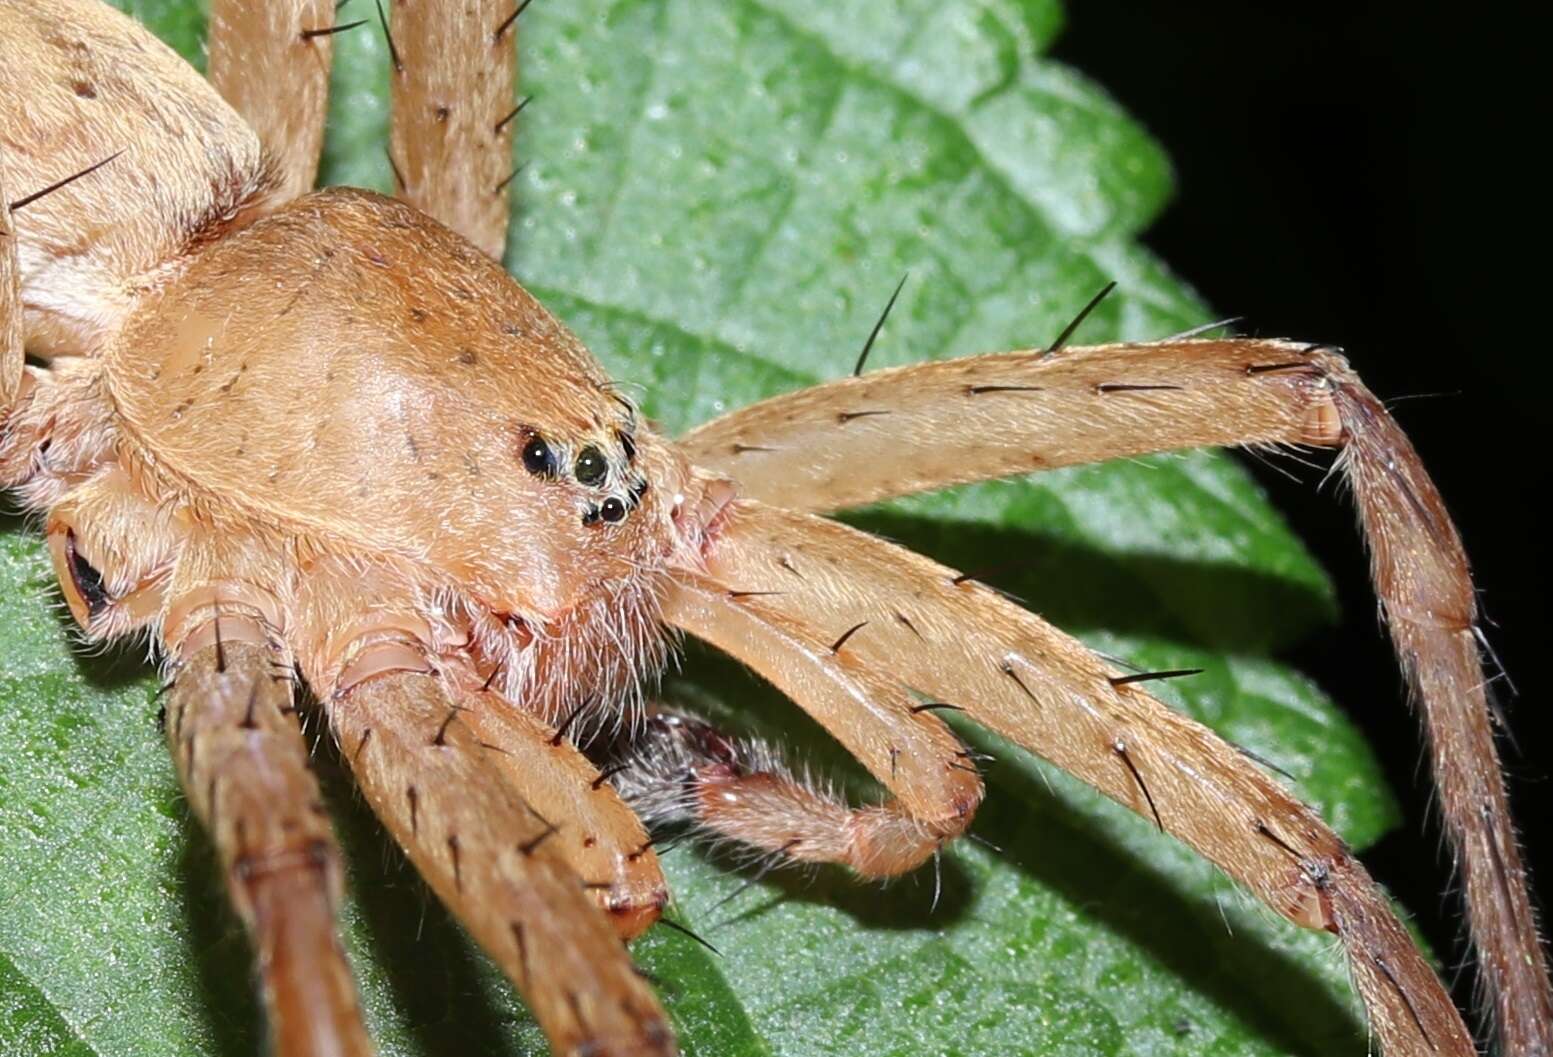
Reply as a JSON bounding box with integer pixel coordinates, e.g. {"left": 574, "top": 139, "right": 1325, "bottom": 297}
{"left": 522, "top": 435, "right": 557, "bottom": 477}
{"left": 574, "top": 446, "right": 608, "bottom": 486}
{"left": 600, "top": 496, "right": 627, "bottom": 523}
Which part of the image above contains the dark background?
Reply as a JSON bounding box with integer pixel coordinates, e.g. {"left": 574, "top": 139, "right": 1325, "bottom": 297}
{"left": 1058, "top": 2, "right": 1547, "bottom": 1013}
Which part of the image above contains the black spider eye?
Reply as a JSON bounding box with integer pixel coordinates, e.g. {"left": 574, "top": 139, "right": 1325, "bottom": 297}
{"left": 600, "top": 496, "right": 627, "bottom": 523}
{"left": 574, "top": 446, "right": 608, "bottom": 486}
{"left": 522, "top": 435, "right": 557, "bottom": 477}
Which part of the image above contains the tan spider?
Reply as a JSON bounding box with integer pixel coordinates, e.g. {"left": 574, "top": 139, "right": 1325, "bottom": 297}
{"left": 1, "top": 1, "right": 1548, "bottom": 1055}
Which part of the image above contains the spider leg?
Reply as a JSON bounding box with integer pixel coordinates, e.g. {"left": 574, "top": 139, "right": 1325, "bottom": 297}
{"left": 329, "top": 669, "right": 676, "bottom": 1056}
{"left": 662, "top": 576, "right": 984, "bottom": 879}
{"left": 385, "top": 0, "right": 519, "bottom": 258}
{"left": 288, "top": 557, "right": 672, "bottom": 939}
{"left": 288, "top": 554, "right": 672, "bottom": 1053}
{"left": 207, "top": 0, "right": 338, "bottom": 200}
{"left": 165, "top": 636, "right": 373, "bottom": 1057}
{"left": 0, "top": 1, "right": 277, "bottom": 359}
{"left": 603, "top": 708, "right": 923, "bottom": 884}
{"left": 682, "top": 337, "right": 1551, "bottom": 1053}
{"left": 681, "top": 338, "right": 1346, "bottom": 509}
{"left": 672, "top": 499, "right": 1476, "bottom": 1057}
{"left": 456, "top": 698, "right": 672, "bottom": 939}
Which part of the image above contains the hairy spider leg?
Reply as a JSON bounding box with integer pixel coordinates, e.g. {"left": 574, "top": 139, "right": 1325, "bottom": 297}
{"left": 682, "top": 336, "right": 1551, "bottom": 1055}
{"left": 670, "top": 498, "right": 1476, "bottom": 1057}
{"left": 662, "top": 576, "right": 985, "bottom": 878}
{"left": 384, "top": 0, "right": 520, "bottom": 258}
{"left": 456, "top": 702, "right": 673, "bottom": 938}
{"left": 293, "top": 555, "right": 675, "bottom": 941}
{"left": 326, "top": 668, "right": 675, "bottom": 1056}
{"left": 166, "top": 636, "right": 373, "bottom": 1057}
{"left": 289, "top": 558, "right": 677, "bottom": 1052}
{"left": 207, "top": 0, "right": 338, "bottom": 202}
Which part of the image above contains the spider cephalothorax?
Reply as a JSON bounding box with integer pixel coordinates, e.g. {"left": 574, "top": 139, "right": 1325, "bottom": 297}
{"left": 88, "top": 186, "right": 709, "bottom": 719}
{"left": 3, "top": 2, "right": 1548, "bottom": 1057}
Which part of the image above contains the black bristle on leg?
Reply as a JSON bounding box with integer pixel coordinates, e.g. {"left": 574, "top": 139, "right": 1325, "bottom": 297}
{"left": 372, "top": 0, "right": 402, "bottom": 73}
{"left": 1041, "top": 280, "right": 1116, "bottom": 356}
{"left": 301, "top": 18, "right": 367, "bottom": 40}
{"left": 1108, "top": 668, "right": 1202, "bottom": 688}
{"left": 852, "top": 272, "right": 910, "bottom": 377}
{"left": 493, "top": 0, "right": 536, "bottom": 40}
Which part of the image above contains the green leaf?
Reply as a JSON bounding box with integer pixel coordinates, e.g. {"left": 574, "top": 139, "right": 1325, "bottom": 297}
{"left": 0, "top": 1, "right": 1408, "bottom": 1055}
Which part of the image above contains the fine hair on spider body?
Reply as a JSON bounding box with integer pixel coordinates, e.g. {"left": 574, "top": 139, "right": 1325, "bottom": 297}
{"left": 1, "top": 2, "right": 1548, "bottom": 1057}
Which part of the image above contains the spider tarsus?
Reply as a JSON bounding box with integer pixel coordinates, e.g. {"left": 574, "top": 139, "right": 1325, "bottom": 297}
{"left": 852, "top": 271, "right": 910, "bottom": 377}
{"left": 1113, "top": 739, "right": 1163, "bottom": 832}
{"left": 1041, "top": 280, "right": 1116, "bottom": 356}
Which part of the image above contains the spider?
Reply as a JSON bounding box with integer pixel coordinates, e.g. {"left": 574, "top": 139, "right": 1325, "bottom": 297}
{"left": 1, "top": 1, "right": 1547, "bottom": 1055}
